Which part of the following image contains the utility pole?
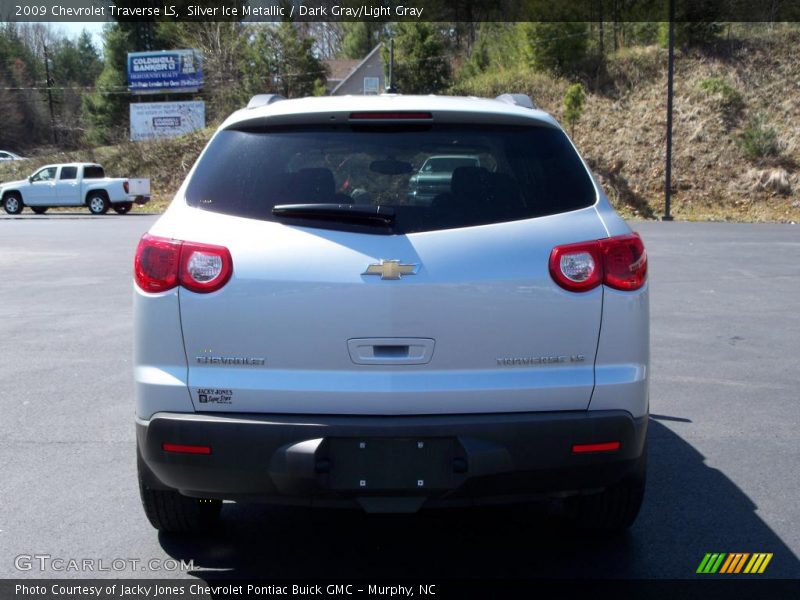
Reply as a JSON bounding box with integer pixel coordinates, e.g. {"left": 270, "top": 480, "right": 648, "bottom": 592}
{"left": 43, "top": 43, "right": 57, "bottom": 145}
{"left": 385, "top": 39, "right": 397, "bottom": 94}
{"left": 135, "top": 21, "right": 155, "bottom": 51}
{"left": 663, "top": 0, "right": 675, "bottom": 221}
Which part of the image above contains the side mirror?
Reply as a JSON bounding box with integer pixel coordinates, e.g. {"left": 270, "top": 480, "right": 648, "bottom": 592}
{"left": 28, "top": 176, "right": 33, "bottom": 183}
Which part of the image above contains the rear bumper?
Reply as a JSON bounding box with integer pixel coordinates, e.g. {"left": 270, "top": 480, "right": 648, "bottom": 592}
{"left": 137, "top": 410, "right": 647, "bottom": 511}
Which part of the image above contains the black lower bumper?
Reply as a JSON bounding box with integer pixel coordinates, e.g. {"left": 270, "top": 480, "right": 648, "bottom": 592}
{"left": 137, "top": 410, "right": 647, "bottom": 511}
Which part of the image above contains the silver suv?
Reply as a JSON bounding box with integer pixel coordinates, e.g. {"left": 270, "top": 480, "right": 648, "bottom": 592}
{"left": 134, "top": 93, "right": 649, "bottom": 532}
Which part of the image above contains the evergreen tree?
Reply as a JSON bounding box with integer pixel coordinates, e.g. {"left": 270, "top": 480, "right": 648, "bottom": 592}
{"left": 0, "top": 23, "right": 47, "bottom": 148}
{"left": 48, "top": 31, "right": 102, "bottom": 146}
{"left": 52, "top": 31, "right": 101, "bottom": 87}
{"left": 658, "top": 22, "right": 723, "bottom": 49}
{"left": 458, "top": 23, "right": 519, "bottom": 80}
{"left": 246, "top": 23, "right": 327, "bottom": 99}
{"left": 75, "top": 31, "right": 103, "bottom": 85}
{"left": 519, "top": 22, "right": 589, "bottom": 76}
{"left": 385, "top": 23, "right": 451, "bottom": 94}
{"left": 82, "top": 24, "right": 135, "bottom": 145}
{"left": 341, "top": 22, "right": 385, "bottom": 59}
{"left": 563, "top": 82, "right": 586, "bottom": 137}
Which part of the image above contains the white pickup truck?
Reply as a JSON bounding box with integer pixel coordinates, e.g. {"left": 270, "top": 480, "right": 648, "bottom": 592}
{"left": 0, "top": 162, "right": 150, "bottom": 215}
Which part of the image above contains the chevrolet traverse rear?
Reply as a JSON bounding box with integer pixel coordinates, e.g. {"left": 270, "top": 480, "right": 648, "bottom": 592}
{"left": 134, "top": 94, "right": 649, "bottom": 532}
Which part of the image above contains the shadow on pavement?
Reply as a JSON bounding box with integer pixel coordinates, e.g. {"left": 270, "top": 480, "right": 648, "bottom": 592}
{"left": 158, "top": 420, "right": 799, "bottom": 579}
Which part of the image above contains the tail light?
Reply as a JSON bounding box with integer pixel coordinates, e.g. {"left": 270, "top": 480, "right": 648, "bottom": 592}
{"left": 349, "top": 111, "right": 432, "bottom": 120}
{"left": 134, "top": 235, "right": 181, "bottom": 293}
{"left": 601, "top": 233, "right": 648, "bottom": 290}
{"left": 180, "top": 241, "right": 233, "bottom": 293}
{"left": 550, "top": 233, "right": 647, "bottom": 292}
{"left": 123, "top": 181, "right": 129, "bottom": 194}
{"left": 548, "top": 240, "right": 602, "bottom": 292}
{"left": 134, "top": 234, "right": 233, "bottom": 294}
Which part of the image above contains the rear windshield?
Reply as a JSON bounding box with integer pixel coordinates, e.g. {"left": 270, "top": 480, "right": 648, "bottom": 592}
{"left": 83, "top": 166, "right": 105, "bottom": 179}
{"left": 185, "top": 124, "right": 596, "bottom": 234}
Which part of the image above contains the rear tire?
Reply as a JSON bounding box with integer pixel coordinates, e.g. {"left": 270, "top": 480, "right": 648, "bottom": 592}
{"left": 564, "top": 447, "right": 646, "bottom": 531}
{"left": 3, "top": 193, "right": 23, "bottom": 215}
{"left": 138, "top": 456, "right": 221, "bottom": 533}
{"left": 112, "top": 202, "right": 133, "bottom": 214}
{"left": 32, "top": 206, "right": 48, "bottom": 215}
{"left": 87, "top": 193, "right": 110, "bottom": 215}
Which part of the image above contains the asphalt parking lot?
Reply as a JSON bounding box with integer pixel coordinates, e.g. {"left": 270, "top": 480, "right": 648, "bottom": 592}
{"left": 0, "top": 214, "right": 798, "bottom": 580}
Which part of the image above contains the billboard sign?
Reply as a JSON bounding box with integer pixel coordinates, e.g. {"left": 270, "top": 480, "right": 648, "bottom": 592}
{"left": 128, "top": 49, "right": 203, "bottom": 94}
{"left": 130, "top": 101, "right": 205, "bottom": 141}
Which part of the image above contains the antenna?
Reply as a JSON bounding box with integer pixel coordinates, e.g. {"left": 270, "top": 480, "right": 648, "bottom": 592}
{"left": 385, "top": 39, "right": 397, "bottom": 93}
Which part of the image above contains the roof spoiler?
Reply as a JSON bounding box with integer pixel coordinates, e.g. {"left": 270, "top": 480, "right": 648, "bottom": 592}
{"left": 247, "top": 94, "right": 286, "bottom": 109}
{"left": 495, "top": 93, "right": 537, "bottom": 110}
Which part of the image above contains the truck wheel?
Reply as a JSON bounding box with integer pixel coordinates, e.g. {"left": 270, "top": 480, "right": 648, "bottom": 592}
{"left": 3, "top": 193, "right": 23, "bottom": 215}
{"left": 112, "top": 202, "right": 133, "bottom": 214}
{"left": 564, "top": 447, "right": 646, "bottom": 531}
{"left": 138, "top": 459, "right": 221, "bottom": 533}
{"left": 32, "top": 207, "right": 48, "bottom": 215}
{"left": 87, "top": 193, "right": 110, "bottom": 215}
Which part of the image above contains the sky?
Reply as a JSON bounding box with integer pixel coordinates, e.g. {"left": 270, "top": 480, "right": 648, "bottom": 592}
{"left": 56, "top": 21, "right": 106, "bottom": 50}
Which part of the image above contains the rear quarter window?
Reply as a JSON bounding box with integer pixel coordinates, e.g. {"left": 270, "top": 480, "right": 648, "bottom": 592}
{"left": 83, "top": 166, "right": 105, "bottom": 179}
{"left": 185, "top": 124, "right": 597, "bottom": 234}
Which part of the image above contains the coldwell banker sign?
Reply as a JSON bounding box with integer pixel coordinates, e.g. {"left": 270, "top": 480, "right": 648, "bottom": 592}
{"left": 128, "top": 49, "right": 203, "bottom": 94}
{"left": 130, "top": 101, "right": 205, "bottom": 141}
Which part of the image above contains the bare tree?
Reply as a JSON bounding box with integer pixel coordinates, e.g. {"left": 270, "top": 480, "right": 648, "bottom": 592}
{"left": 16, "top": 22, "right": 60, "bottom": 60}
{"left": 305, "top": 22, "right": 345, "bottom": 60}
{"left": 171, "top": 22, "right": 249, "bottom": 121}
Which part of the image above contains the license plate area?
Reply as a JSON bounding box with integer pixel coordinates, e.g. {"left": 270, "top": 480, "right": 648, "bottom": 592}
{"left": 328, "top": 438, "right": 456, "bottom": 492}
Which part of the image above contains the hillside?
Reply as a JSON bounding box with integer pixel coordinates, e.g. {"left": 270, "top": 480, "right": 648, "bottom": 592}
{"left": 2, "top": 29, "right": 798, "bottom": 221}
{"left": 581, "top": 32, "right": 799, "bottom": 222}
{"left": 452, "top": 27, "right": 800, "bottom": 222}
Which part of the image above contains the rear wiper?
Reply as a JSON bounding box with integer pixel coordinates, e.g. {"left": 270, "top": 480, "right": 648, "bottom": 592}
{"left": 272, "top": 204, "right": 395, "bottom": 226}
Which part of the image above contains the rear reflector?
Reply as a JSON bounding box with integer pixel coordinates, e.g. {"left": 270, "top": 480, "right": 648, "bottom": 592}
{"left": 572, "top": 441, "right": 621, "bottom": 454}
{"left": 162, "top": 443, "right": 211, "bottom": 455}
{"left": 349, "top": 111, "right": 433, "bottom": 120}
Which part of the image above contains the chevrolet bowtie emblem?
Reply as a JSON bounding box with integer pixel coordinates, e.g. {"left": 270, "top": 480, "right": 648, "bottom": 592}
{"left": 362, "top": 260, "right": 419, "bottom": 280}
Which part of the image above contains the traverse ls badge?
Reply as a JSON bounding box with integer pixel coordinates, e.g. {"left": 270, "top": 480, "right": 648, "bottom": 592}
{"left": 362, "top": 260, "right": 419, "bottom": 280}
